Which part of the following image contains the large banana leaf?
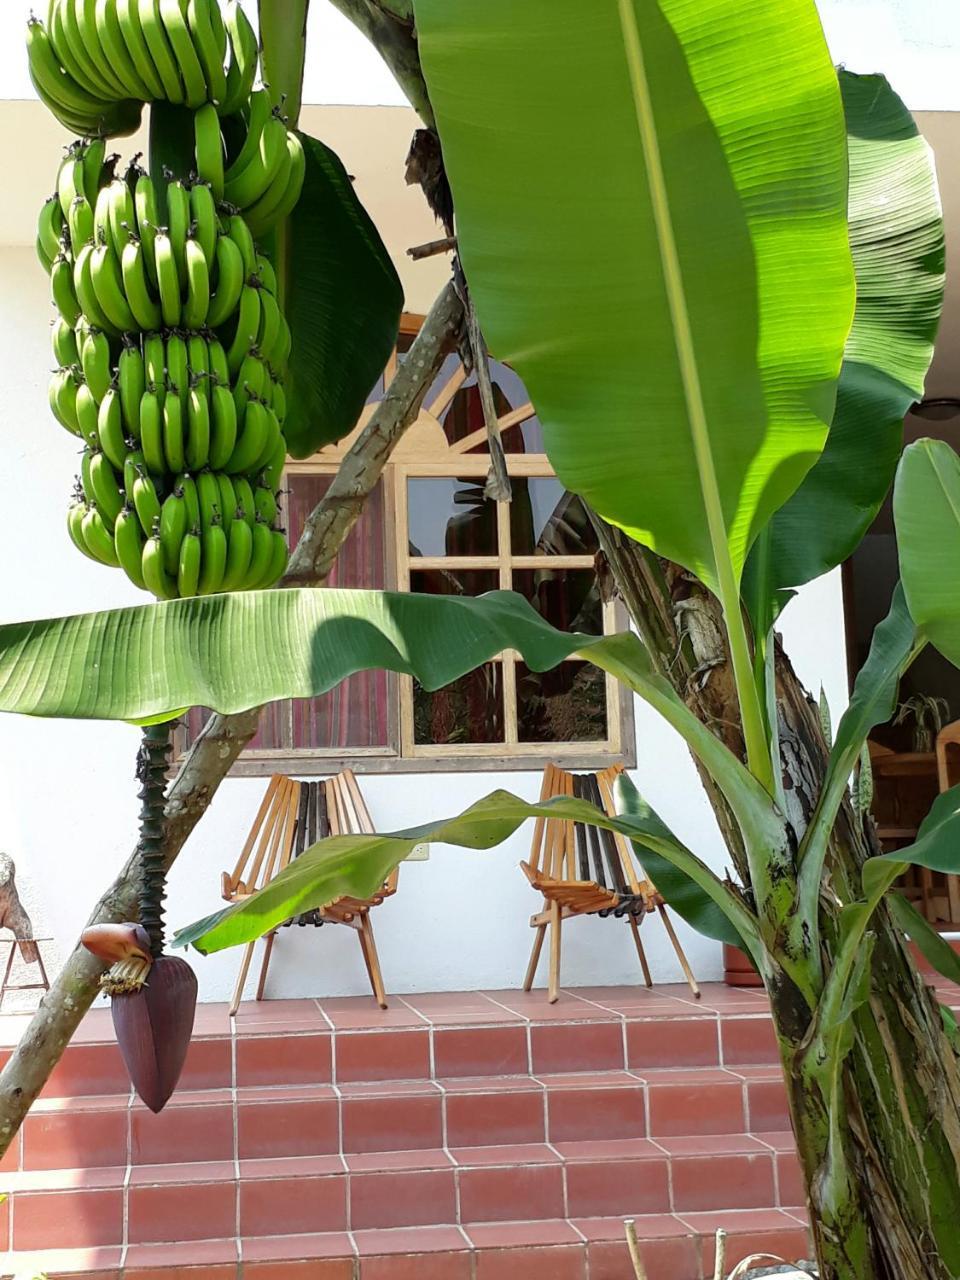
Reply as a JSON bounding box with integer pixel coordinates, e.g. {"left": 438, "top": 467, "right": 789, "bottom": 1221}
{"left": 282, "top": 132, "right": 404, "bottom": 456}
{"left": 413, "top": 0, "right": 854, "bottom": 595}
{"left": 744, "top": 71, "right": 945, "bottom": 610}
{"left": 0, "top": 588, "right": 776, "bottom": 847}
{"left": 894, "top": 439, "right": 960, "bottom": 668}
{"left": 173, "top": 790, "right": 759, "bottom": 954}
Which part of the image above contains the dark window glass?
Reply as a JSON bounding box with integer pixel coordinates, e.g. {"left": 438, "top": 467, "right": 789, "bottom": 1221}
{"left": 410, "top": 569, "right": 500, "bottom": 598}
{"left": 516, "top": 660, "right": 608, "bottom": 743}
{"left": 414, "top": 665, "right": 504, "bottom": 745}
{"left": 407, "top": 478, "right": 499, "bottom": 557}
{"left": 513, "top": 568, "right": 603, "bottom": 635}
{"left": 510, "top": 481, "right": 598, "bottom": 557}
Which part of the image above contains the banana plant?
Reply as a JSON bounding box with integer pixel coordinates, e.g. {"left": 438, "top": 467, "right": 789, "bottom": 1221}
{"left": 2, "top": 0, "right": 956, "bottom": 1274}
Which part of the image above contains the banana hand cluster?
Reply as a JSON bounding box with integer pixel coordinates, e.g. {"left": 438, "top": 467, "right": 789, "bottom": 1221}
{"left": 45, "top": 137, "right": 290, "bottom": 598}
{"left": 27, "top": 0, "right": 258, "bottom": 134}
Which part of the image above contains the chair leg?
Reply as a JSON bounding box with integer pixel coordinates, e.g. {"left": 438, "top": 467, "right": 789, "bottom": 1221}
{"left": 628, "top": 914, "right": 653, "bottom": 988}
{"left": 548, "top": 900, "right": 562, "bottom": 1004}
{"left": 255, "top": 932, "right": 277, "bottom": 1002}
{"left": 358, "top": 912, "right": 388, "bottom": 1010}
{"left": 658, "top": 903, "right": 700, "bottom": 998}
{"left": 229, "top": 940, "right": 257, "bottom": 1016}
{"left": 523, "top": 923, "right": 548, "bottom": 992}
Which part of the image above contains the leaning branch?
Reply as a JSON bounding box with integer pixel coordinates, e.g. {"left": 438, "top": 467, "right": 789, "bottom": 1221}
{"left": 0, "top": 281, "right": 464, "bottom": 1149}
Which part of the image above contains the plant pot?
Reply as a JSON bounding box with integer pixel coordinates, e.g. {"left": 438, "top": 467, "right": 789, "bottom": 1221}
{"left": 723, "top": 942, "right": 764, "bottom": 987}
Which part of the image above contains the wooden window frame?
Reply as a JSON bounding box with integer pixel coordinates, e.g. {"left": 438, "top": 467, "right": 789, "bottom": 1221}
{"left": 185, "top": 312, "right": 636, "bottom": 777}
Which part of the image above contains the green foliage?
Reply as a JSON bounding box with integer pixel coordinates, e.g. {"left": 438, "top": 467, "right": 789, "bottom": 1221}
{"left": 282, "top": 133, "right": 404, "bottom": 456}
{"left": 895, "top": 438, "right": 960, "bottom": 669}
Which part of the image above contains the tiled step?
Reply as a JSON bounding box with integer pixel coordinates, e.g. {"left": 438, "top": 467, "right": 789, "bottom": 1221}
{"left": 1, "top": 1132, "right": 803, "bottom": 1249}
{"left": 1, "top": 1065, "right": 790, "bottom": 1174}
{"left": 0, "top": 1210, "right": 811, "bottom": 1279}
{"left": 0, "top": 986, "right": 781, "bottom": 1105}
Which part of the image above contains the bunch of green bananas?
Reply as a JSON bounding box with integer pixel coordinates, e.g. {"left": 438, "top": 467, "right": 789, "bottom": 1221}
{"left": 44, "top": 137, "right": 290, "bottom": 598}
{"left": 26, "top": 0, "right": 258, "bottom": 135}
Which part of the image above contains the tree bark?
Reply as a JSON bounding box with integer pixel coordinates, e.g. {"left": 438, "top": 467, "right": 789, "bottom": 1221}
{"left": 0, "top": 281, "right": 464, "bottom": 1151}
{"left": 598, "top": 521, "right": 960, "bottom": 1280}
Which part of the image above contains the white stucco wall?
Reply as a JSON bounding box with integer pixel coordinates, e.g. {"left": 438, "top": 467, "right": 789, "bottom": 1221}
{"left": 0, "top": 246, "right": 850, "bottom": 1002}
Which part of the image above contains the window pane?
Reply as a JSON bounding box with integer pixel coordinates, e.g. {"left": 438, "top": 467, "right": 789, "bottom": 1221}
{"left": 291, "top": 675, "right": 389, "bottom": 750}
{"left": 410, "top": 568, "right": 500, "bottom": 598}
{"left": 500, "top": 416, "right": 545, "bottom": 455}
{"left": 414, "top": 665, "right": 504, "bottom": 745}
{"left": 513, "top": 568, "right": 603, "bottom": 635}
{"left": 510, "top": 480, "right": 599, "bottom": 556}
{"left": 407, "top": 478, "right": 499, "bottom": 557}
{"left": 516, "top": 660, "right": 608, "bottom": 743}
{"left": 286, "top": 475, "right": 386, "bottom": 589}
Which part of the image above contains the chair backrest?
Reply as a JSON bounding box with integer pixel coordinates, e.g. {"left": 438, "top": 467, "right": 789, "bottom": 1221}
{"left": 222, "top": 769, "right": 398, "bottom": 902}
{"left": 527, "top": 762, "right": 647, "bottom": 897}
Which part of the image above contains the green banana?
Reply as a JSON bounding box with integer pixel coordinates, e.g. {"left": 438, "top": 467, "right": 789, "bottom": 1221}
{"left": 132, "top": 468, "right": 162, "bottom": 534}
{"left": 142, "top": 331, "right": 165, "bottom": 408}
{"left": 49, "top": 366, "right": 82, "bottom": 436}
{"left": 114, "top": 502, "right": 147, "bottom": 588}
{"left": 223, "top": 89, "right": 271, "bottom": 186}
{"left": 153, "top": 229, "right": 181, "bottom": 326}
{"left": 80, "top": 326, "right": 111, "bottom": 400}
{"left": 190, "top": 176, "right": 219, "bottom": 265}
{"left": 215, "top": 472, "right": 236, "bottom": 525}
{"left": 123, "top": 448, "right": 146, "bottom": 499}
{"left": 75, "top": 382, "right": 101, "bottom": 447}
{"left": 134, "top": 170, "right": 159, "bottom": 286}
{"left": 225, "top": 210, "right": 256, "bottom": 278}
{"left": 220, "top": 512, "right": 252, "bottom": 590}
{"left": 243, "top": 516, "right": 274, "bottom": 589}
{"left": 163, "top": 393, "right": 186, "bottom": 472}
{"left": 67, "top": 501, "right": 99, "bottom": 562}
{"left": 185, "top": 381, "right": 210, "bottom": 469}
{"left": 270, "top": 378, "right": 287, "bottom": 424}
{"left": 115, "top": 0, "right": 166, "bottom": 100}
{"left": 118, "top": 338, "right": 146, "bottom": 435}
{"left": 36, "top": 236, "right": 54, "bottom": 276}
{"left": 106, "top": 177, "right": 136, "bottom": 255}
{"left": 220, "top": 0, "right": 258, "bottom": 116}
{"left": 186, "top": 333, "right": 209, "bottom": 391}
{"left": 196, "top": 468, "right": 221, "bottom": 527}
{"left": 224, "top": 284, "right": 261, "bottom": 375}
{"left": 97, "top": 386, "right": 128, "bottom": 468}
{"left": 177, "top": 472, "right": 200, "bottom": 528}
{"left": 165, "top": 332, "right": 188, "bottom": 407}
{"left": 244, "top": 130, "right": 303, "bottom": 239}
{"left": 93, "top": 183, "right": 113, "bottom": 247}
{"left": 191, "top": 80, "right": 226, "bottom": 175}
{"left": 38, "top": 196, "right": 66, "bottom": 263}
{"left": 261, "top": 435, "right": 287, "bottom": 492}
{"left": 233, "top": 476, "right": 255, "bottom": 527}
{"left": 137, "top": 0, "right": 184, "bottom": 104}
{"left": 82, "top": 504, "right": 121, "bottom": 565}
{"left": 26, "top": 18, "right": 113, "bottom": 135}
{"left": 253, "top": 484, "right": 278, "bottom": 527}
{"left": 121, "top": 238, "right": 163, "bottom": 329}
{"left": 224, "top": 112, "right": 288, "bottom": 211}
{"left": 233, "top": 348, "right": 266, "bottom": 416}
{"left": 208, "top": 380, "right": 237, "bottom": 469}
{"left": 254, "top": 253, "right": 277, "bottom": 296}
{"left": 198, "top": 514, "right": 227, "bottom": 593}
{"left": 57, "top": 150, "right": 85, "bottom": 220}
{"left": 159, "top": 486, "right": 188, "bottom": 574}
{"left": 73, "top": 242, "right": 117, "bottom": 334}
{"left": 47, "top": 4, "right": 112, "bottom": 105}
{"left": 206, "top": 232, "right": 245, "bottom": 328}
{"left": 51, "top": 316, "right": 79, "bottom": 367}
{"left": 253, "top": 402, "right": 282, "bottom": 472}
{"left": 142, "top": 532, "right": 177, "bottom": 597}
{"left": 91, "top": 239, "right": 138, "bottom": 332}
{"left": 95, "top": 0, "right": 152, "bottom": 100}
{"left": 177, "top": 526, "right": 201, "bottom": 597}
{"left": 183, "top": 235, "right": 210, "bottom": 329}
{"left": 206, "top": 336, "right": 229, "bottom": 387}
{"left": 88, "top": 449, "right": 125, "bottom": 525}
{"left": 226, "top": 395, "right": 269, "bottom": 473}
{"left": 262, "top": 527, "right": 288, "bottom": 587}
{"left": 158, "top": 0, "right": 206, "bottom": 108}
{"left": 51, "top": 254, "right": 81, "bottom": 327}
{"left": 77, "top": 0, "right": 127, "bottom": 98}
{"left": 140, "top": 385, "right": 166, "bottom": 473}
{"left": 256, "top": 285, "right": 282, "bottom": 366}
{"left": 166, "top": 179, "right": 191, "bottom": 286}
{"left": 67, "top": 194, "right": 95, "bottom": 249}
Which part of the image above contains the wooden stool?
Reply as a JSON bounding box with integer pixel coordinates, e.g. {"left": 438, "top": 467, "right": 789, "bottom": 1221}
{"left": 223, "top": 771, "right": 398, "bottom": 1015}
{"left": 522, "top": 763, "right": 699, "bottom": 1002}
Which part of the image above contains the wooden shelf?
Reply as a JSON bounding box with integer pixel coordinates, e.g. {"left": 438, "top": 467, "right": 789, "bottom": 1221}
{"left": 876, "top": 826, "right": 919, "bottom": 841}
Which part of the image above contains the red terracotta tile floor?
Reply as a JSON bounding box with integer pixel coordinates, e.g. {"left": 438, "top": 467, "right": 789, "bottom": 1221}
{"left": 0, "top": 983, "right": 861, "bottom": 1277}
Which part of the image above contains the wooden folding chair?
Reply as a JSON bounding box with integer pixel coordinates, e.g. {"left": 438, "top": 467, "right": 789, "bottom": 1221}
{"left": 521, "top": 762, "right": 699, "bottom": 1002}
{"left": 222, "top": 770, "right": 398, "bottom": 1015}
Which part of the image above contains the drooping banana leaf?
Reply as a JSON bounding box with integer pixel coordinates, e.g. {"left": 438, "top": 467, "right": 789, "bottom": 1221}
{"left": 172, "top": 789, "right": 759, "bottom": 954}
{"left": 886, "top": 893, "right": 960, "bottom": 987}
{"left": 0, "top": 588, "right": 777, "bottom": 849}
{"left": 413, "top": 0, "right": 854, "bottom": 596}
{"left": 863, "top": 785, "right": 960, "bottom": 903}
{"left": 614, "top": 772, "right": 744, "bottom": 947}
{"left": 744, "top": 71, "right": 945, "bottom": 621}
{"left": 281, "top": 132, "right": 404, "bottom": 456}
{"left": 894, "top": 439, "right": 960, "bottom": 668}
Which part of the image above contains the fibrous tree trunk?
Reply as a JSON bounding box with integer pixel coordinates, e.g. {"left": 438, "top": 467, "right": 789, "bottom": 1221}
{"left": 596, "top": 519, "right": 960, "bottom": 1280}
{"left": 0, "top": 280, "right": 464, "bottom": 1151}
